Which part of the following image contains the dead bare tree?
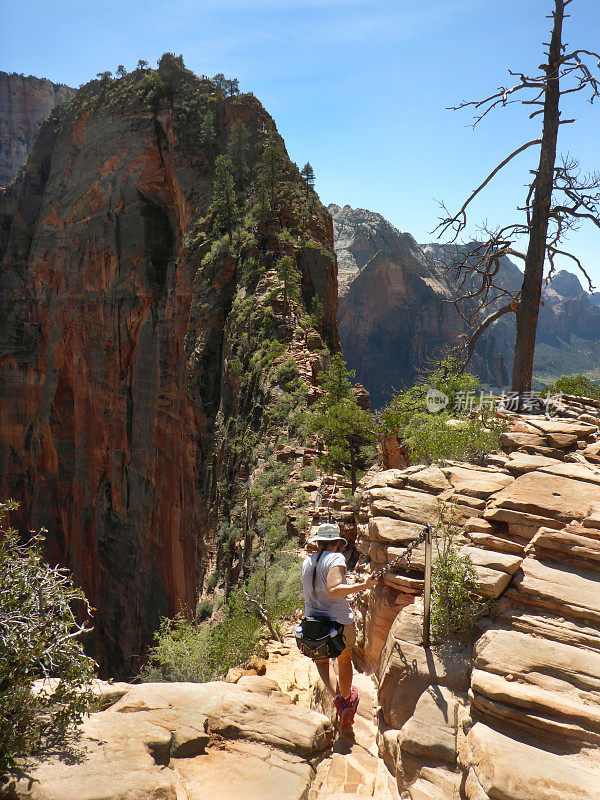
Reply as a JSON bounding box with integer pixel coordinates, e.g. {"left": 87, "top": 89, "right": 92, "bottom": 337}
{"left": 434, "top": 0, "right": 600, "bottom": 394}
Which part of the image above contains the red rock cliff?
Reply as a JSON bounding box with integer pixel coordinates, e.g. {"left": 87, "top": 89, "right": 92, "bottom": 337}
{"left": 0, "top": 56, "right": 338, "bottom": 677}
{"left": 0, "top": 71, "right": 75, "bottom": 187}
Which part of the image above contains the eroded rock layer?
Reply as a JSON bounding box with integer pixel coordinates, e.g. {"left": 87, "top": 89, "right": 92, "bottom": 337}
{"left": 0, "top": 71, "right": 75, "bottom": 187}
{"left": 4, "top": 677, "right": 335, "bottom": 800}
{"left": 355, "top": 399, "right": 600, "bottom": 798}
{"left": 0, "top": 57, "right": 338, "bottom": 677}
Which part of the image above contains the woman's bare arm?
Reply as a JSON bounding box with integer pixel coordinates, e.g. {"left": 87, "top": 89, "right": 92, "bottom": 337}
{"left": 326, "top": 565, "right": 378, "bottom": 598}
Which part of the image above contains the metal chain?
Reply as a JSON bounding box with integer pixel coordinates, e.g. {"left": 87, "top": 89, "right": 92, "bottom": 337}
{"left": 371, "top": 526, "right": 429, "bottom": 581}
{"left": 349, "top": 523, "right": 431, "bottom": 606}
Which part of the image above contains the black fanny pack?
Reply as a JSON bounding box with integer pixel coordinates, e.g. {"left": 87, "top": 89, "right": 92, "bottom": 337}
{"left": 295, "top": 615, "right": 346, "bottom": 660}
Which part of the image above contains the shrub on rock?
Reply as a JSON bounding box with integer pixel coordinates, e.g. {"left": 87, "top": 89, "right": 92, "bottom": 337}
{"left": 431, "top": 506, "right": 484, "bottom": 639}
{"left": 0, "top": 501, "right": 95, "bottom": 775}
{"left": 540, "top": 373, "right": 600, "bottom": 400}
{"left": 380, "top": 355, "right": 506, "bottom": 465}
{"left": 143, "top": 608, "right": 263, "bottom": 683}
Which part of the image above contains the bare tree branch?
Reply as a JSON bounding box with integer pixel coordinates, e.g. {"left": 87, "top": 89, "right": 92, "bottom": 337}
{"left": 462, "top": 302, "right": 518, "bottom": 368}
{"left": 434, "top": 1, "right": 599, "bottom": 391}
{"left": 546, "top": 245, "right": 595, "bottom": 291}
{"left": 435, "top": 140, "right": 542, "bottom": 241}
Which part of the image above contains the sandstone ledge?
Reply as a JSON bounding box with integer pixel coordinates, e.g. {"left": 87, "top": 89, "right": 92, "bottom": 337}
{"left": 4, "top": 679, "right": 334, "bottom": 800}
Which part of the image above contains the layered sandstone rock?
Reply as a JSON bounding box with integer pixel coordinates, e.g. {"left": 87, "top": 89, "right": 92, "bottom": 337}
{"left": 4, "top": 678, "right": 335, "bottom": 800}
{"left": 0, "top": 71, "right": 75, "bottom": 187}
{"left": 0, "top": 57, "right": 338, "bottom": 676}
{"left": 354, "top": 408, "right": 600, "bottom": 798}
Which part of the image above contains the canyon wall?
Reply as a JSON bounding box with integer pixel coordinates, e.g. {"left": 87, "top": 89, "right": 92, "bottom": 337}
{"left": 333, "top": 203, "right": 600, "bottom": 405}
{"left": 0, "top": 71, "right": 75, "bottom": 187}
{"left": 355, "top": 400, "right": 600, "bottom": 798}
{"left": 0, "top": 57, "right": 338, "bottom": 677}
{"left": 331, "top": 205, "right": 508, "bottom": 406}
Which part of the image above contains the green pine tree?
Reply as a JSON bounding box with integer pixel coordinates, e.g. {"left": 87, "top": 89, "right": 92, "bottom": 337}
{"left": 210, "top": 155, "right": 237, "bottom": 239}
{"left": 308, "top": 294, "right": 325, "bottom": 327}
{"left": 257, "top": 136, "right": 287, "bottom": 208}
{"left": 255, "top": 182, "right": 271, "bottom": 223}
{"left": 300, "top": 162, "right": 315, "bottom": 198}
{"left": 305, "top": 354, "right": 375, "bottom": 491}
{"left": 212, "top": 73, "right": 227, "bottom": 92}
{"left": 227, "top": 120, "right": 251, "bottom": 191}
{"left": 200, "top": 110, "right": 217, "bottom": 152}
{"left": 321, "top": 352, "right": 353, "bottom": 404}
{"left": 276, "top": 256, "right": 301, "bottom": 319}
{"left": 225, "top": 78, "right": 240, "bottom": 96}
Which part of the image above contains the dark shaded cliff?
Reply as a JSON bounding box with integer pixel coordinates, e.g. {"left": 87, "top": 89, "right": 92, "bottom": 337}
{"left": 0, "top": 72, "right": 75, "bottom": 187}
{"left": 0, "top": 57, "right": 338, "bottom": 677}
{"left": 331, "top": 205, "right": 508, "bottom": 406}
{"left": 332, "top": 204, "right": 600, "bottom": 404}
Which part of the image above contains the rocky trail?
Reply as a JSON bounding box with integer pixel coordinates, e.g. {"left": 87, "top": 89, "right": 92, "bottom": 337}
{"left": 351, "top": 397, "right": 600, "bottom": 800}
{"left": 2, "top": 633, "right": 396, "bottom": 800}
{"left": 263, "top": 636, "right": 400, "bottom": 800}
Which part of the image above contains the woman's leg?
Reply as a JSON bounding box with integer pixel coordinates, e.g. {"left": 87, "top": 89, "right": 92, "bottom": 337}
{"left": 336, "top": 647, "right": 353, "bottom": 699}
{"left": 315, "top": 658, "right": 338, "bottom": 697}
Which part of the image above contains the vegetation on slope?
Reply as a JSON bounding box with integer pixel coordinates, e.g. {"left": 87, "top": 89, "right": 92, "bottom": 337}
{"left": 380, "top": 356, "right": 507, "bottom": 465}
{"left": 0, "top": 502, "right": 95, "bottom": 775}
{"left": 533, "top": 337, "right": 600, "bottom": 389}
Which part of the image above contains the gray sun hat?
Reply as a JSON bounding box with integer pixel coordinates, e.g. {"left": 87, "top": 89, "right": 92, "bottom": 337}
{"left": 310, "top": 522, "right": 347, "bottom": 547}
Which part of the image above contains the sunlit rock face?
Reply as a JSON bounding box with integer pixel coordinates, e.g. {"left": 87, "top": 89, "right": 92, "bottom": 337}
{"left": 356, "top": 406, "right": 600, "bottom": 799}
{"left": 0, "top": 71, "right": 75, "bottom": 187}
{"left": 0, "top": 57, "right": 338, "bottom": 677}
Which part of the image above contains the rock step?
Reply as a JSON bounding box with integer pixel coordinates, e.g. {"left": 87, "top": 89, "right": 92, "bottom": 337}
{"left": 9, "top": 677, "right": 336, "bottom": 800}
{"left": 471, "top": 628, "right": 600, "bottom": 745}
{"left": 464, "top": 722, "right": 600, "bottom": 800}
{"left": 507, "top": 555, "right": 600, "bottom": 628}
{"left": 309, "top": 672, "right": 400, "bottom": 800}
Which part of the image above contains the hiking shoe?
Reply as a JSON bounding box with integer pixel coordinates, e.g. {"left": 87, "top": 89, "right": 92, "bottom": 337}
{"left": 338, "top": 686, "right": 359, "bottom": 731}
{"left": 333, "top": 694, "right": 345, "bottom": 712}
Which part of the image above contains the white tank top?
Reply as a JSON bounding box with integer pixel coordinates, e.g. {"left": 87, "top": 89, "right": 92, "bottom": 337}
{"left": 301, "top": 550, "right": 354, "bottom": 625}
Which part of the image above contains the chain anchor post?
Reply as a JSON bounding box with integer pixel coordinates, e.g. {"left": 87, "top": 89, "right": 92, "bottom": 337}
{"left": 423, "top": 523, "right": 432, "bottom": 648}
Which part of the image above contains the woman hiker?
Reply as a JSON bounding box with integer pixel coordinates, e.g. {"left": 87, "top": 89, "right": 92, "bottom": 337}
{"left": 300, "top": 522, "right": 379, "bottom": 730}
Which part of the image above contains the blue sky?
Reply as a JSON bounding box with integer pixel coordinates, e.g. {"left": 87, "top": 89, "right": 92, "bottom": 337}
{"left": 4, "top": 0, "right": 600, "bottom": 285}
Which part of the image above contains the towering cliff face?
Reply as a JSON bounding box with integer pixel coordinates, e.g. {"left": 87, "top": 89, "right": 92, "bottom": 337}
{"left": 331, "top": 204, "right": 507, "bottom": 406}
{"left": 0, "top": 57, "right": 338, "bottom": 677}
{"left": 333, "top": 203, "right": 600, "bottom": 404}
{"left": 0, "top": 72, "right": 75, "bottom": 187}
{"left": 424, "top": 241, "right": 600, "bottom": 377}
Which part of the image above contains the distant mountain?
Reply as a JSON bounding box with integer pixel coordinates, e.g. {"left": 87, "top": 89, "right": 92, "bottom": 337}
{"left": 420, "top": 242, "right": 600, "bottom": 375}
{"left": 544, "top": 269, "right": 586, "bottom": 300}
{"left": 0, "top": 71, "right": 75, "bottom": 187}
{"left": 331, "top": 203, "right": 600, "bottom": 403}
{"left": 330, "top": 204, "right": 508, "bottom": 406}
